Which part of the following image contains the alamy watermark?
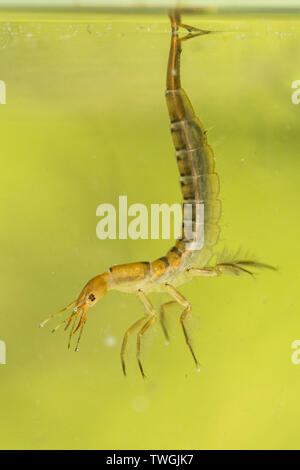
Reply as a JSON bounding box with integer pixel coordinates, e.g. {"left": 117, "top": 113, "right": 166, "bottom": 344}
{"left": 0, "top": 80, "right": 6, "bottom": 104}
{"left": 96, "top": 196, "right": 205, "bottom": 250}
{"left": 0, "top": 340, "right": 6, "bottom": 365}
{"left": 291, "top": 80, "right": 300, "bottom": 104}
{"left": 291, "top": 340, "right": 300, "bottom": 365}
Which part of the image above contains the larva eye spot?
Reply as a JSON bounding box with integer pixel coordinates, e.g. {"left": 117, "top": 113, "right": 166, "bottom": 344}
{"left": 88, "top": 293, "right": 96, "bottom": 302}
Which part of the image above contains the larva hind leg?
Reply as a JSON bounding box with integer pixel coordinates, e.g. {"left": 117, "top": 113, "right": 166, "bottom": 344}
{"left": 187, "top": 260, "right": 276, "bottom": 279}
{"left": 160, "top": 301, "right": 177, "bottom": 344}
{"left": 121, "top": 316, "right": 147, "bottom": 377}
{"left": 136, "top": 290, "right": 158, "bottom": 378}
{"left": 163, "top": 283, "right": 200, "bottom": 370}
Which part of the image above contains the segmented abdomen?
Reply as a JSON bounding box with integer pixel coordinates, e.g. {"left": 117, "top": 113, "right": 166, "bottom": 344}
{"left": 165, "top": 88, "right": 221, "bottom": 268}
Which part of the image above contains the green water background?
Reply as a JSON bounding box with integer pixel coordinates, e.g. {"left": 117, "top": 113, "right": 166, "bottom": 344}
{"left": 0, "top": 10, "right": 299, "bottom": 449}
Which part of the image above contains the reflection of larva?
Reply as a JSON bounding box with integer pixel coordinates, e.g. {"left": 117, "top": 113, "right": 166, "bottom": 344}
{"left": 41, "top": 10, "right": 274, "bottom": 377}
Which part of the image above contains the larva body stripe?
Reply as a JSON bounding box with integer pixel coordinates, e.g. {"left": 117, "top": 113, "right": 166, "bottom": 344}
{"left": 150, "top": 34, "right": 221, "bottom": 275}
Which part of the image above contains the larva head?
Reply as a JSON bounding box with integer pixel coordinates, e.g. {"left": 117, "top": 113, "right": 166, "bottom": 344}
{"left": 75, "top": 272, "right": 109, "bottom": 312}
{"left": 40, "top": 273, "right": 110, "bottom": 351}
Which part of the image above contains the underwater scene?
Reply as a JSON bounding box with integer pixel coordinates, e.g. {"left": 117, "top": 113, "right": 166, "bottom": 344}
{"left": 1, "top": 5, "right": 300, "bottom": 450}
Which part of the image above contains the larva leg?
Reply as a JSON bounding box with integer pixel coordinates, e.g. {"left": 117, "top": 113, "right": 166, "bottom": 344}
{"left": 160, "top": 301, "right": 177, "bottom": 344}
{"left": 120, "top": 316, "right": 147, "bottom": 377}
{"left": 187, "top": 260, "right": 276, "bottom": 278}
{"left": 163, "top": 284, "right": 200, "bottom": 370}
{"left": 136, "top": 290, "right": 158, "bottom": 378}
